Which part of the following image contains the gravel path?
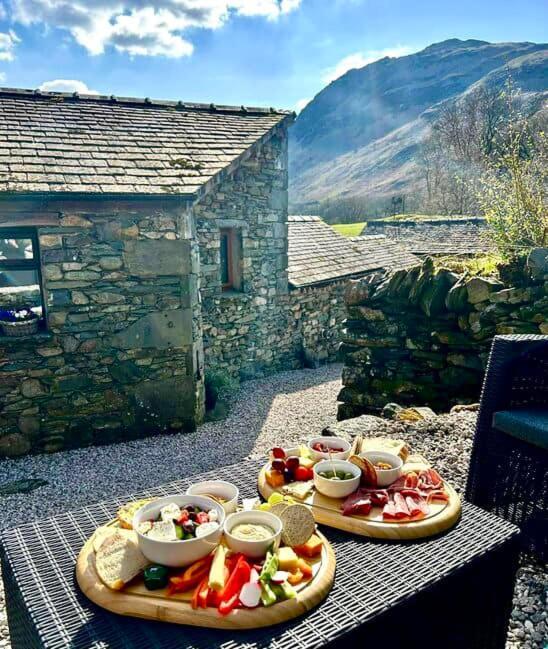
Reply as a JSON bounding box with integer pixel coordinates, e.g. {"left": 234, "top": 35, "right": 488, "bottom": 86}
{"left": 0, "top": 364, "right": 545, "bottom": 648}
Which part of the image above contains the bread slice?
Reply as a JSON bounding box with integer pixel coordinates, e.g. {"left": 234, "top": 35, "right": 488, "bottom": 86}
{"left": 116, "top": 499, "right": 152, "bottom": 530}
{"left": 95, "top": 531, "right": 149, "bottom": 591}
{"left": 360, "top": 437, "right": 410, "bottom": 461}
{"left": 92, "top": 526, "right": 134, "bottom": 553}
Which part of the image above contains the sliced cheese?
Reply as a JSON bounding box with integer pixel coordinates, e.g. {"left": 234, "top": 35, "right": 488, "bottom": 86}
{"left": 282, "top": 480, "right": 314, "bottom": 501}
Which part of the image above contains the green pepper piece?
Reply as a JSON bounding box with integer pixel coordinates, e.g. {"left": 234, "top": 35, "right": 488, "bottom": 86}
{"left": 174, "top": 525, "right": 183, "bottom": 540}
{"left": 143, "top": 565, "right": 169, "bottom": 591}
{"left": 259, "top": 551, "right": 279, "bottom": 583}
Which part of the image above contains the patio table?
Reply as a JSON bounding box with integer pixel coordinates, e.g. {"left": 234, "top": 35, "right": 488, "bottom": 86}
{"left": 1, "top": 458, "right": 520, "bottom": 649}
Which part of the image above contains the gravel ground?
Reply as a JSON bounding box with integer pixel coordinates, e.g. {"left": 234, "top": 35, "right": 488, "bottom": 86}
{"left": 0, "top": 363, "right": 545, "bottom": 648}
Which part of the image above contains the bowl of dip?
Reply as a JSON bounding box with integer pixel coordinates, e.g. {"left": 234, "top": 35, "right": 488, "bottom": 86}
{"left": 223, "top": 510, "right": 282, "bottom": 559}
{"left": 186, "top": 480, "right": 239, "bottom": 514}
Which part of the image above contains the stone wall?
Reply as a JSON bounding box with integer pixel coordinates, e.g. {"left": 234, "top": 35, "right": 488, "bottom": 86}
{"left": 0, "top": 199, "right": 203, "bottom": 456}
{"left": 338, "top": 250, "right": 548, "bottom": 420}
{"left": 194, "top": 129, "right": 298, "bottom": 380}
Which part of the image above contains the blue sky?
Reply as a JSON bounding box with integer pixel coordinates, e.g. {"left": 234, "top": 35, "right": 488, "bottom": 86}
{"left": 0, "top": 0, "right": 546, "bottom": 111}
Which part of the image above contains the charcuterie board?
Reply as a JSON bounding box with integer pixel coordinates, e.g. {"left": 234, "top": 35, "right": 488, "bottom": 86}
{"left": 76, "top": 524, "right": 335, "bottom": 629}
{"left": 258, "top": 444, "right": 461, "bottom": 540}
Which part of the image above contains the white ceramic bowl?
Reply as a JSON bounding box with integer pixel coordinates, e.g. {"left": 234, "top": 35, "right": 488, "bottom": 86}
{"left": 307, "top": 436, "right": 351, "bottom": 462}
{"left": 313, "top": 459, "right": 361, "bottom": 499}
{"left": 223, "top": 510, "right": 282, "bottom": 559}
{"left": 185, "top": 480, "right": 239, "bottom": 514}
{"left": 361, "top": 451, "right": 403, "bottom": 487}
{"left": 133, "top": 494, "right": 225, "bottom": 568}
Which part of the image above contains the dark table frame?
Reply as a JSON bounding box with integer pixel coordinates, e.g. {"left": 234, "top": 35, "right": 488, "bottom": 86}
{"left": 1, "top": 459, "right": 520, "bottom": 649}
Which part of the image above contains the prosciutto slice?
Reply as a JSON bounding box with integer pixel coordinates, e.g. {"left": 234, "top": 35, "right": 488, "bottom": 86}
{"left": 382, "top": 500, "right": 398, "bottom": 520}
{"left": 341, "top": 492, "right": 372, "bottom": 517}
{"left": 351, "top": 488, "right": 389, "bottom": 507}
{"left": 393, "top": 492, "right": 410, "bottom": 518}
{"left": 405, "top": 495, "right": 429, "bottom": 517}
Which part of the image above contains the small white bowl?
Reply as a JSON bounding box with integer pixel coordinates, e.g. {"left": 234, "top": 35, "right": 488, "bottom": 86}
{"left": 133, "top": 494, "right": 225, "bottom": 568}
{"left": 361, "top": 451, "right": 403, "bottom": 487}
{"left": 185, "top": 480, "right": 239, "bottom": 514}
{"left": 313, "top": 459, "right": 361, "bottom": 499}
{"left": 307, "top": 436, "right": 351, "bottom": 462}
{"left": 223, "top": 510, "right": 282, "bottom": 559}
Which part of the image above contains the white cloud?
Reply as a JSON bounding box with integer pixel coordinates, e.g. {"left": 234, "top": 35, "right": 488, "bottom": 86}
{"left": 0, "top": 30, "right": 19, "bottom": 61}
{"left": 8, "top": 0, "right": 302, "bottom": 58}
{"left": 39, "top": 79, "right": 99, "bottom": 94}
{"left": 323, "top": 45, "right": 417, "bottom": 83}
{"left": 295, "top": 97, "right": 310, "bottom": 112}
{"left": 0, "top": 72, "right": 5, "bottom": 83}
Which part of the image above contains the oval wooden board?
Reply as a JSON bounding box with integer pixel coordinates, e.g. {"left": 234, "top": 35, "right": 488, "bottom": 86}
{"left": 76, "top": 528, "right": 335, "bottom": 630}
{"left": 258, "top": 462, "right": 461, "bottom": 541}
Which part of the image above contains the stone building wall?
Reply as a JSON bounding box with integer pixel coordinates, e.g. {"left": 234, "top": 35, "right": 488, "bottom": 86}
{"left": 288, "top": 281, "right": 348, "bottom": 366}
{"left": 0, "top": 199, "right": 203, "bottom": 456}
{"left": 194, "top": 129, "right": 299, "bottom": 380}
{"left": 338, "top": 251, "right": 548, "bottom": 420}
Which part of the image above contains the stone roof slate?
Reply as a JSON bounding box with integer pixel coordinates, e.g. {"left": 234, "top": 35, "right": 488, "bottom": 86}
{"left": 362, "top": 218, "right": 492, "bottom": 256}
{"left": 288, "top": 215, "right": 419, "bottom": 287}
{"left": 0, "top": 88, "right": 293, "bottom": 196}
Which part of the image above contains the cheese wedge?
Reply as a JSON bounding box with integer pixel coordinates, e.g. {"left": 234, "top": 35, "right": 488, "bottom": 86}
{"left": 403, "top": 454, "right": 431, "bottom": 474}
{"left": 282, "top": 480, "right": 314, "bottom": 501}
{"left": 360, "top": 437, "right": 410, "bottom": 461}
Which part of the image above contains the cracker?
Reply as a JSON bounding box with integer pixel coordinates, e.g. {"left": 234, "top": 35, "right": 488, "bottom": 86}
{"left": 280, "top": 504, "right": 315, "bottom": 547}
{"left": 270, "top": 503, "right": 289, "bottom": 518}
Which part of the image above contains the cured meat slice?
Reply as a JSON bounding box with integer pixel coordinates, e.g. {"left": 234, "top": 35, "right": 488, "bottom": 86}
{"left": 341, "top": 492, "right": 372, "bottom": 517}
{"left": 382, "top": 500, "right": 398, "bottom": 520}
{"left": 405, "top": 495, "right": 429, "bottom": 517}
{"left": 404, "top": 472, "right": 419, "bottom": 488}
{"left": 427, "top": 490, "right": 450, "bottom": 503}
{"left": 393, "top": 492, "right": 410, "bottom": 518}
{"left": 352, "top": 488, "right": 389, "bottom": 507}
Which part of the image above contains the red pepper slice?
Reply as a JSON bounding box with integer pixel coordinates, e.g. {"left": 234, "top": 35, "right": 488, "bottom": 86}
{"left": 218, "top": 555, "right": 250, "bottom": 614}
{"left": 218, "top": 592, "right": 239, "bottom": 615}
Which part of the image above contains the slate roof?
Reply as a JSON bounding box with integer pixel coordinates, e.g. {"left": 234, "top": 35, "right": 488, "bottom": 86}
{"left": 287, "top": 216, "right": 419, "bottom": 288}
{"left": 0, "top": 88, "right": 293, "bottom": 196}
{"left": 362, "top": 218, "right": 492, "bottom": 256}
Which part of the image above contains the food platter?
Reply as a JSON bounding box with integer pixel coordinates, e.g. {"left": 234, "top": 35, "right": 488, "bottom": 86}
{"left": 257, "top": 437, "right": 461, "bottom": 540}
{"left": 76, "top": 488, "right": 335, "bottom": 630}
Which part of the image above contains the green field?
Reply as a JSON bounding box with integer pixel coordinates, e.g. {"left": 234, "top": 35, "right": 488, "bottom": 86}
{"left": 331, "top": 222, "right": 366, "bottom": 237}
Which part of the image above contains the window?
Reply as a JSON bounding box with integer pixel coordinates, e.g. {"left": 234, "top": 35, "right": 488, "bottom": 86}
{"left": 0, "top": 228, "right": 45, "bottom": 325}
{"left": 219, "top": 228, "right": 242, "bottom": 291}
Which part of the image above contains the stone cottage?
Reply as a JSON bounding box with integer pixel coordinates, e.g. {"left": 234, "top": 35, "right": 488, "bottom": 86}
{"left": 0, "top": 88, "right": 293, "bottom": 456}
{"left": 286, "top": 216, "right": 418, "bottom": 365}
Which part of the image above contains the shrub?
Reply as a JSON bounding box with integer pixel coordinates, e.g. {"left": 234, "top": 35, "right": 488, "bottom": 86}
{"left": 204, "top": 370, "right": 238, "bottom": 411}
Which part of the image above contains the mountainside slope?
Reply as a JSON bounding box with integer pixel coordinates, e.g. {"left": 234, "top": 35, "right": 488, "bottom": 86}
{"left": 289, "top": 39, "right": 548, "bottom": 213}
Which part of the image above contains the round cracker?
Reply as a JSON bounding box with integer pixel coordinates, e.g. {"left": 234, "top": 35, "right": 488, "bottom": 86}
{"left": 280, "top": 504, "right": 315, "bottom": 547}
{"left": 270, "top": 502, "right": 289, "bottom": 518}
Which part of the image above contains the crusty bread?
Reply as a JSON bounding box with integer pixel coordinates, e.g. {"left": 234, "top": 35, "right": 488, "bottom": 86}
{"left": 360, "top": 437, "right": 410, "bottom": 461}
{"left": 95, "top": 531, "right": 149, "bottom": 591}
{"left": 116, "top": 499, "right": 152, "bottom": 530}
{"left": 92, "top": 525, "right": 133, "bottom": 553}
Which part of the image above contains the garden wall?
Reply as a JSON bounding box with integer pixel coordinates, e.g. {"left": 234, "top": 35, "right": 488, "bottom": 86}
{"left": 338, "top": 250, "right": 548, "bottom": 419}
{"left": 0, "top": 198, "right": 203, "bottom": 456}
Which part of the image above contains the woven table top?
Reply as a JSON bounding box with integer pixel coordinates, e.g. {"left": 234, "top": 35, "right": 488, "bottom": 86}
{"left": 0, "top": 458, "right": 519, "bottom": 649}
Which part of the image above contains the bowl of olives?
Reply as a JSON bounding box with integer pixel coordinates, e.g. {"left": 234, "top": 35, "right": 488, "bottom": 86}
{"left": 313, "top": 459, "right": 361, "bottom": 499}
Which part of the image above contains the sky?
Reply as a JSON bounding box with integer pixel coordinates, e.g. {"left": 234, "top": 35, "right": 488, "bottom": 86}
{"left": 0, "top": 0, "right": 546, "bottom": 112}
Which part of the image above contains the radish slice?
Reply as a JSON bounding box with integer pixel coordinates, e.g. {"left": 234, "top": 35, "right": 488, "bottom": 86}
{"left": 239, "top": 582, "right": 261, "bottom": 608}
{"left": 249, "top": 568, "right": 260, "bottom": 584}
{"left": 271, "top": 571, "right": 290, "bottom": 584}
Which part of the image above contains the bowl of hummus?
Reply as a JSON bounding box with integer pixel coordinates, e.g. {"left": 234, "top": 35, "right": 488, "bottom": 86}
{"left": 224, "top": 510, "right": 282, "bottom": 558}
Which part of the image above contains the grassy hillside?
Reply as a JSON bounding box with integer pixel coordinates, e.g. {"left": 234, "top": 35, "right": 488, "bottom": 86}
{"left": 331, "top": 222, "right": 366, "bottom": 236}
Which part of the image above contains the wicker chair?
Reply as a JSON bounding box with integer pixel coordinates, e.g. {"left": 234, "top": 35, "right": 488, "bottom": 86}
{"left": 466, "top": 334, "right": 548, "bottom": 560}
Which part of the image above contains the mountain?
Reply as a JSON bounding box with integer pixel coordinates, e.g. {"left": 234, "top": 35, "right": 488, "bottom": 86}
{"left": 289, "top": 39, "right": 548, "bottom": 214}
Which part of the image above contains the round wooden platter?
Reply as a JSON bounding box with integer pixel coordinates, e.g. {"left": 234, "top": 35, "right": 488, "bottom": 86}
{"left": 76, "top": 527, "right": 335, "bottom": 630}
{"left": 258, "top": 456, "right": 461, "bottom": 541}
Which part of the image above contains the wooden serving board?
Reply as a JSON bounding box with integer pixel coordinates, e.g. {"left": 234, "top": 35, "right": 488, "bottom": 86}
{"left": 258, "top": 453, "right": 461, "bottom": 540}
{"left": 76, "top": 527, "right": 335, "bottom": 629}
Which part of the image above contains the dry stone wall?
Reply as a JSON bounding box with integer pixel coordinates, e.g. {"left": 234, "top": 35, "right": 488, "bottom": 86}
{"left": 338, "top": 250, "right": 548, "bottom": 420}
{"left": 0, "top": 201, "right": 203, "bottom": 456}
